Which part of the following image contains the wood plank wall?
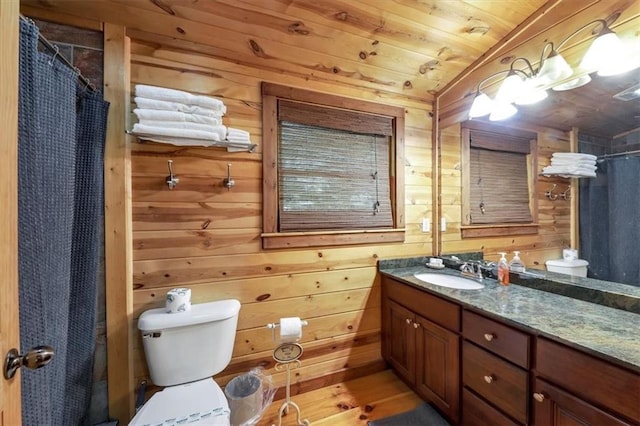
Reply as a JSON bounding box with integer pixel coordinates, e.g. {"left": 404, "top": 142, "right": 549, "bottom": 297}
{"left": 20, "top": 1, "right": 571, "bottom": 420}
{"left": 126, "top": 37, "right": 434, "bottom": 394}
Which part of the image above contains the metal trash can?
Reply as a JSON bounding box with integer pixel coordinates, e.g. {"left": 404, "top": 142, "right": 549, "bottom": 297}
{"left": 224, "top": 373, "right": 263, "bottom": 426}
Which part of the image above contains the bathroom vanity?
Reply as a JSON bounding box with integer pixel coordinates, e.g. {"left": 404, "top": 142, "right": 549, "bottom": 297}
{"left": 379, "top": 260, "right": 640, "bottom": 426}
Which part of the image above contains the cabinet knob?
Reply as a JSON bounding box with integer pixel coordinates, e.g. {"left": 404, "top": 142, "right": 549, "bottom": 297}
{"left": 483, "top": 375, "right": 494, "bottom": 384}
{"left": 533, "top": 392, "right": 545, "bottom": 403}
{"left": 413, "top": 322, "right": 420, "bottom": 329}
{"left": 483, "top": 333, "right": 495, "bottom": 341}
{"left": 406, "top": 318, "right": 412, "bottom": 325}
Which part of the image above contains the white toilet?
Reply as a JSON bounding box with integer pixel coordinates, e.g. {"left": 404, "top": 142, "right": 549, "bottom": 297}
{"left": 545, "top": 259, "right": 589, "bottom": 277}
{"left": 129, "top": 299, "right": 241, "bottom": 425}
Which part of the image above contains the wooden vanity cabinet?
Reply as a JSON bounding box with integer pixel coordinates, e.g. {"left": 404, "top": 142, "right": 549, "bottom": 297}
{"left": 382, "top": 276, "right": 460, "bottom": 423}
{"left": 381, "top": 274, "right": 640, "bottom": 426}
{"left": 533, "top": 337, "right": 640, "bottom": 425}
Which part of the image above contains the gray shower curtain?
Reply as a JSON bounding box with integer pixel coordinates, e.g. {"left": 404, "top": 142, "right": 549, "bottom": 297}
{"left": 580, "top": 156, "right": 640, "bottom": 286}
{"left": 18, "top": 19, "right": 109, "bottom": 425}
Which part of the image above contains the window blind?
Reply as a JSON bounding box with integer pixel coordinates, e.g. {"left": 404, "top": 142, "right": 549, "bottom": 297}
{"left": 469, "top": 148, "right": 532, "bottom": 224}
{"left": 278, "top": 121, "right": 393, "bottom": 231}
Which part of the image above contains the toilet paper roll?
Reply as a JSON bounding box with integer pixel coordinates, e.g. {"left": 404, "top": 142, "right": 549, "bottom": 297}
{"left": 166, "top": 288, "right": 192, "bottom": 313}
{"left": 279, "top": 317, "right": 303, "bottom": 342}
{"left": 563, "top": 249, "right": 578, "bottom": 261}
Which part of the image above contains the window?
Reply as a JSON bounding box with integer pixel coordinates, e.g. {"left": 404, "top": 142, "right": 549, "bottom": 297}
{"left": 261, "top": 83, "right": 405, "bottom": 249}
{"left": 461, "top": 121, "right": 538, "bottom": 238}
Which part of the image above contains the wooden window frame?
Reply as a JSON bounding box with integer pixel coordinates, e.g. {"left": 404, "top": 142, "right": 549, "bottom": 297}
{"left": 460, "top": 121, "right": 539, "bottom": 239}
{"left": 261, "top": 82, "right": 405, "bottom": 249}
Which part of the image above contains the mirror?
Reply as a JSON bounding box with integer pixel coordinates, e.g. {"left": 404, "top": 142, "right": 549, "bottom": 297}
{"left": 439, "top": 71, "right": 640, "bottom": 287}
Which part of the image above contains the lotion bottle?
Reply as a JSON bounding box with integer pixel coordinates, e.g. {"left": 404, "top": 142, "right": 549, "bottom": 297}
{"left": 509, "top": 251, "right": 526, "bottom": 273}
{"left": 497, "top": 252, "right": 510, "bottom": 285}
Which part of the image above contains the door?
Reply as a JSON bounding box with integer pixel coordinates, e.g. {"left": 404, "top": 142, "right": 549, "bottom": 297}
{"left": 385, "top": 299, "right": 416, "bottom": 386}
{"left": 0, "top": 0, "right": 22, "bottom": 423}
{"left": 415, "top": 315, "right": 460, "bottom": 424}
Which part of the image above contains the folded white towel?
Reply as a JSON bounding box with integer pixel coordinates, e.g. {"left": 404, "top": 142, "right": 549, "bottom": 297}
{"left": 550, "top": 159, "right": 596, "bottom": 167}
{"left": 542, "top": 165, "right": 597, "bottom": 177}
{"left": 138, "top": 120, "right": 224, "bottom": 133}
{"left": 226, "top": 135, "right": 252, "bottom": 142}
{"left": 134, "top": 108, "right": 222, "bottom": 125}
{"left": 549, "top": 161, "right": 597, "bottom": 170}
{"left": 135, "top": 97, "right": 226, "bottom": 116}
{"left": 134, "top": 85, "right": 227, "bottom": 111}
{"left": 227, "top": 127, "right": 250, "bottom": 139}
{"left": 132, "top": 123, "right": 227, "bottom": 141}
{"left": 551, "top": 153, "right": 597, "bottom": 161}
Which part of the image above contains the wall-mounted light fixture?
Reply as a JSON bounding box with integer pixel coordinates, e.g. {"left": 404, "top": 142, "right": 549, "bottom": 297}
{"left": 469, "top": 18, "right": 640, "bottom": 121}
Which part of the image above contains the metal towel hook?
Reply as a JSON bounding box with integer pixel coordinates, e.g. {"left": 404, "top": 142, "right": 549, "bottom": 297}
{"left": 560, "top": 185, "right": 571, "bottom": 201}
{"left": 545, "top": 184, "right": 558, "bottom": 200}
{"left": 223, "top": 163, "right": 235, "bottom": 190}
{"left": 165, "top": 160, "right": 179, "bottom": 190}
{"left": 48, "top": 45, "right": 60, "bottom": 66}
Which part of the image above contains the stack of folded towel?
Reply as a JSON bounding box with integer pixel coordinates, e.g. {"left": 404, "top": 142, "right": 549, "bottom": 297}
{"left": 131, "top": 84, "right": 255, "bottom": 151}
{"left": 541, "top": 153, "right": 597, "bottom": 177}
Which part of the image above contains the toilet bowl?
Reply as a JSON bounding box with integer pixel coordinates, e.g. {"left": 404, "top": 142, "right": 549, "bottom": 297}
{"left": 129, "top": 299, "right": 241, "bottom": 426}
{"left": 129, "top": 378, "right": 229, "bottom": 425}
{"left": 545, "top": 258, "right": 589, "bottom": 277}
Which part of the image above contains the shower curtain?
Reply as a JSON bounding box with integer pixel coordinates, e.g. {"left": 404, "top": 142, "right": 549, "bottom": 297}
{"left": 580, "top": 156, "right": 640, "bottom": 286}
{"left": 17, "top": 19, "right": 109, "bottom": 425}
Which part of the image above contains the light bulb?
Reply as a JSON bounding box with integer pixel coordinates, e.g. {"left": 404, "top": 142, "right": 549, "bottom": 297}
{"left": 495, "top": 71, "right": 526, "bottom": 103}
{"left": 537, "top": 50, "right": 573, "bottom": 86}
{"left": 469, "top": 92, "right": 493, "bottom": 118}
{"left": 489, "top": 102, "right": 517, "bottom": 121}
{"left": 515, "top": 77, "right": 549, "bottom": 104}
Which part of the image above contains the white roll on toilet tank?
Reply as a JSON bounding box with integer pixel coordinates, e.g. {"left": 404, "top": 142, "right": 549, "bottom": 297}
{"left": 545, "top": 259, "right": 589, "bottom": 277}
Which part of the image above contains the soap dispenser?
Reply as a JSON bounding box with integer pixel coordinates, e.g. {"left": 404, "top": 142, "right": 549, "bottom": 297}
{"left": 509, "top": 251, "right": 526, "bottom": 273}
{"left": 497, "top": 252, "right": 510, "bottom": 285}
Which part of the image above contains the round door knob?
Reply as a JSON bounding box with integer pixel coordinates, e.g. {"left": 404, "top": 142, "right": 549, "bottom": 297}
{"left": 484, "top": 333, "right": 495, "bottom": 341}
{"left": 483, "top": 375, "right": 494, "bottom": 384}
{"left": 533, "top": 392, "right": 545, "bottom": 403}
{"left": 4, "top": 345, "right": 55, "bottom": 380}
{"left": 413, "top": 322, "right": 420, "bottom": 329}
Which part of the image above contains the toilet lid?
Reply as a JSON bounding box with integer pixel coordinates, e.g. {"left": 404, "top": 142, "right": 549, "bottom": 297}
{"left": 129, "top": 378, "right": 230, "bottom": 425}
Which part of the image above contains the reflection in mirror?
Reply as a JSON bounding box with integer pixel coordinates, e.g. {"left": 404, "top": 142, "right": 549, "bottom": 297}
{"left": 578, "top": 132, "right": 640, "bottom": 286}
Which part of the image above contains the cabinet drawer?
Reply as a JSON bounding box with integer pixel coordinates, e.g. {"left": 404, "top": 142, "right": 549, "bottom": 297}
{"left": 532, "top": 377, "right": 632, "bottom": 426}
{"left": 463, "top": 310, "right": 530, "bottom": 368}
{"left": 536, "top": 337, "right": 640, "bottom": 422}
{"left": 463, "top": 341, "right": 529, "bottom": 424}
{"left": 463, "top": 388, "right": 519, "bottom": 426}
{"left": 384, "top": 276, "right": 460, "bottom": 331}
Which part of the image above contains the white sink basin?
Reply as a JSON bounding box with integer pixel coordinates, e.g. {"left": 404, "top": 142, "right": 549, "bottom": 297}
{"left": 413, "top": 272, "right": 484, "bottom": 290}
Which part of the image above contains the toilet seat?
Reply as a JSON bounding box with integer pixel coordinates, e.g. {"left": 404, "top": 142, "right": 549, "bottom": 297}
{"left": 129, "top": 378, "right": 230, "bottom": 425}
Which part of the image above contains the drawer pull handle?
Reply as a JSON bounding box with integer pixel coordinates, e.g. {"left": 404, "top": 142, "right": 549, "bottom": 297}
{"left": 533, "top": 392, "right": 545, "bottom": 403}
{"left": 413, "top": 322, "right": 420, "bottom": 329}
{"left": 483, "top": 375, "right": 494, "bottom": 384}
{"left": 406, "top": 318, "right": 412, "bottom": 325}
{"left": 484, "top": 333, "right": 495, "bottom": 341}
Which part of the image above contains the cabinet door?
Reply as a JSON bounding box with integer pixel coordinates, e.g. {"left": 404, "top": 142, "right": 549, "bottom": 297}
{"left": 532, "top": 378, "right": 632, "bottom": 426}
{"left": 385, "top": 299, "right": 416, "bottom": 386}
{"left": 415, "top": 314, "right": 460, "bottom": 423}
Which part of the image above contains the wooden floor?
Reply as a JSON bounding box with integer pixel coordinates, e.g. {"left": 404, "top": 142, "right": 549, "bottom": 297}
{"left": 257, "top": 370, "right": 423, "bottom": 426}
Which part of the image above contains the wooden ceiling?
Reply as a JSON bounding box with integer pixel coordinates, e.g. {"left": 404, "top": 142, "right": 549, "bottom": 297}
{"left": 22, "top": 0, "right": 640, "bottom": 138}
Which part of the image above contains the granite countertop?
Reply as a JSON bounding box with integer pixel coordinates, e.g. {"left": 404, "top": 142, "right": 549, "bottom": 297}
{"left": 379, "top": 259, "right": 640, "bottom": 373}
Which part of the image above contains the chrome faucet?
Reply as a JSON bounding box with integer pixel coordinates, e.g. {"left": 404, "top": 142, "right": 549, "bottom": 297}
{"left": 460, "top": 261, "right": 483, "bottom": 280}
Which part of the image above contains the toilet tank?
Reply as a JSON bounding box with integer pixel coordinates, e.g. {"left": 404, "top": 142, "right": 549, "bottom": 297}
{"left": 545, "top": 259, "right": 589, "bottom": 277}
{"left": 138, "top": 299, "right": 241, "bottom": 387}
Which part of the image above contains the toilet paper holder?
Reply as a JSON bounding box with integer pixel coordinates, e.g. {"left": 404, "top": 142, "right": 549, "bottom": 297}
{"left": 265, "top": 319, "right": 308, "bottom": 342}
